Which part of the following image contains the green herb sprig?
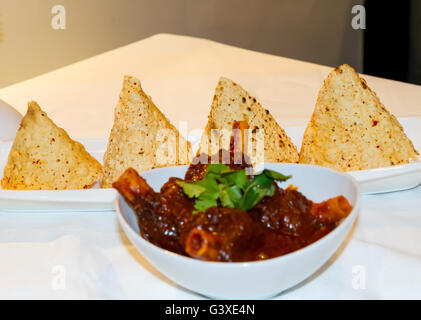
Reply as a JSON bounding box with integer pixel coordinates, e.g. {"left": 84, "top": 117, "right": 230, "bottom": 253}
{"left": 176, "top": 164, "right": 291, "bottom": 213}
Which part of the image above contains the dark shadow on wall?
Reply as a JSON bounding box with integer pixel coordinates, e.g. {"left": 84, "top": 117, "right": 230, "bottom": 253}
{"left": 364, "top": 0, "right": 421, "bottom": 85}
{"left": 409, "top": 0, "right": 421, "bottom": 85}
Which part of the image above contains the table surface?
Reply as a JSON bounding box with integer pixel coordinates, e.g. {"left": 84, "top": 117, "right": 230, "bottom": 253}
{"left": 0, "top": 33, "right": 420, "bottom": 299}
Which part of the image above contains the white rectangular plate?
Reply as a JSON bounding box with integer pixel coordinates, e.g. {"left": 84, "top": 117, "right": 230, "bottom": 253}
{"left": 0, "top": 117, "right": 420, "bottom": 211}
{"left": 0, "top": 139, "right": 116, "bottom": 212}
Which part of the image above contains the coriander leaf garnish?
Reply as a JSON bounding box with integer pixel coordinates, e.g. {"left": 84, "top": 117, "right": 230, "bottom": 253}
{"left": 219, "top": 169, "right": 248, "bottom": 191}
{"left": 194, "top": 195, "right": 218, "bottom": 214}
{"left": 206, "top": 163, "right": 232, "bottom": 175}
{"left": 239, "top": 174, "right": 276, "bottom": 211}
{"left": 219, "top": 184, "right": 242, "bottom": 208}
{"left": 177, "top": 164, "right": 291, "bottom": 214}
{"left": 176, "top": 181, "right": 206, "bottom": 198}
{"left": 263, "top": 169, "right": 292, "bottom": 182}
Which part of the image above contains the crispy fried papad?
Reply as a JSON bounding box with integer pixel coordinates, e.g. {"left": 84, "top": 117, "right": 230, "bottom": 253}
{"left": 299, "top": 64, "right": 419, "bottom": 171}
{"left": 100, "top": 75, "right": 193, "bottom": 188}
{"left": 1, "top": 101, "right": 102, "bottom": 190}
{"left": 197, "top": 77, "right": 299, "bottom": 165}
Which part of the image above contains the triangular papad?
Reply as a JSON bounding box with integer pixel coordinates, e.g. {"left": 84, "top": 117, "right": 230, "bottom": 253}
{"left": 299, "top": 64, "right": 418, "bottom": 171}
{"left": 100, "top": 75, "right": 193, "bottom": 188}
{"left": 197, "top": 77, "right": 299, "bottom": 165}
{"left": 1, "top": 101, "right": 102, "bottom": 190}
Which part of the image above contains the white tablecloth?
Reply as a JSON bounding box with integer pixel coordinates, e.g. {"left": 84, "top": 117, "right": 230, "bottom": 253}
{"left": 0, "top": 34, "right": 420, "bottom": 299}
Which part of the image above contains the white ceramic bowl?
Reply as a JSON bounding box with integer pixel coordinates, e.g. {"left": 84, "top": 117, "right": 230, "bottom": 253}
{"left": 116, "top": 163, "right": 360, "bottom": 299}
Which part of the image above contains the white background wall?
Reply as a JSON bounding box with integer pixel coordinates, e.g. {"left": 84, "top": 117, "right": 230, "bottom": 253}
{"left": 0, "top": 0, "right": 364, "bottom": 88}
